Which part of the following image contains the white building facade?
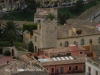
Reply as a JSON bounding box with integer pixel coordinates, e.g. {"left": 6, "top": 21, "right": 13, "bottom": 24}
{"left": 85, "top": 58, "right": 100, "bottom": 75}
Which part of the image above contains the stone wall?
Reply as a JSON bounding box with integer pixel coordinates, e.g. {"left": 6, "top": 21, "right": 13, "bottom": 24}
{"left": 40, "top": 19, "right": 57, "bottom": 48}
{"left": 2, "top": 46, "right": 17, "bottom": 57}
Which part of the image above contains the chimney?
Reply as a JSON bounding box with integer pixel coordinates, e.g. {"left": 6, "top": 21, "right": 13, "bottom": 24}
{"left": 69, "top": 29, "right": 72, "bottom": 37}
{"left": 72, "top": 27, "right": 76, "bottom": 33}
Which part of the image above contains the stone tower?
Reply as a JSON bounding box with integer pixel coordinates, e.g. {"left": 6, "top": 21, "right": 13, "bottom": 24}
{"left": 40, "top": 19, "right": 57, "bottom": 48}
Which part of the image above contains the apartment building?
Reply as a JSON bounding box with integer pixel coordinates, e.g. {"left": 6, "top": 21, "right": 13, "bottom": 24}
{"left": 32, "top": 45, "right": 87, "bottom": 75}
{"left": 0, "top": 0, "right": 25, "bottom": 10}
{"left": 85, "top": 58, "right": 100, "bottom": 75}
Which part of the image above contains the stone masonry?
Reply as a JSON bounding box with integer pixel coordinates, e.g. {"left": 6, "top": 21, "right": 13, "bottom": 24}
{"left": 40, "top": 19, "right": 57, "bottom": 48}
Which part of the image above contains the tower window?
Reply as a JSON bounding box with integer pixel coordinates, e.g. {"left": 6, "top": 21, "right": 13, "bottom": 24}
{"left": 34, "top": 36, "right": 37, "bottom": 42}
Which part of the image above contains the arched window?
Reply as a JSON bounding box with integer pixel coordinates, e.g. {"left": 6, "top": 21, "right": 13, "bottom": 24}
{"left": 81, "top": 38, "right": 84, "bottom": 45}
{"left": 65, "top": 41, "right": 68, "bottom": 47}
{"left": 89, "top": 39, "right": 92, "bottom": 44}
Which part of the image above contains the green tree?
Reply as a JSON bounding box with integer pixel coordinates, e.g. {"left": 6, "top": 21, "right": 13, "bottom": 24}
{"left": 46, "top": 13, "right": 56, "bottom": 20}
{"left": 23, "top": 23, "right": 37, "bottom": 35}
{"left": 24, "top": 0, "right": 40, "bottom": 11}
{"left": 58, "top": 13, "right": 70, "bottom": 25}
{"left": 75, "top": 0, "right": 84, "bottom": 13}
{"left": 4, "top": 50, "right": 11, "bottom": 56}
{"left": 28, "top": 41, "right": 34, "bottom": 52}
{"left": 2, "top": 20, "right": 21, "bottom": 46}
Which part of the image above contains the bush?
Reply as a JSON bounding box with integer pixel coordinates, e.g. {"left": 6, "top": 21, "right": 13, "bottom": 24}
{"left": 4, "top": 50, "right": 11, "bottom": 56}
{"left": 23, "top": 23, "right": 37, "bottom": 35}
{"left": 28, "top": 41, "right": 34, "bottom": 52}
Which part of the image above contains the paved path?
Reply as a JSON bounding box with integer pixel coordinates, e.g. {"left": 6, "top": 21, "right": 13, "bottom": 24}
{"left": 0, "top": 55, "right": 13, "bottom": 66}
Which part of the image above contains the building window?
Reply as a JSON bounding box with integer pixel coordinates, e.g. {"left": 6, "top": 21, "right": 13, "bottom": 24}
{"left": 89, "top": 39, "right": 92, "bottom": 44}
{"left": 59, "top": 67, "right": 64, "bottom": 73}
{"left": 37, "top": 20, "right": 40, "bottom": 23}
{"left": 51, "top": 68, "right": 54, "bottom": 72}
{"left": 96, "top": 71, "right": 98, "bottom": 75}
{"left": 34, "top": 36, "right": 37, "bottom": 42}
{"left": 60, "top": 43, "right": 62, "bottom": 46}
{"left": 65, "top": 41, "right": 68, "bottom": 47}
{"left": 98, "top": 37, "right": 100, "bottom": 43}
{"left": 82, "top": 65, "right": 85, "bottom": 71}
{"left": 75, "top": 66, "right": 78, "bottom": 70}
{"left": 88, "top": 67, "right": 91, "bottom": 75}
{"left": 67, "top": 53, "right": 71, "bottom": 56}
{"left": 81, "top": 38, "right": 84, "bottom": 45}
{"left": 69, "top": 66, "right": 71, "bottom": 70}
{"left": 74, "top": 41, "right": 76, "bottom": 45}
{"left": 80, "top": 52, "right": 82, "bottom": 54}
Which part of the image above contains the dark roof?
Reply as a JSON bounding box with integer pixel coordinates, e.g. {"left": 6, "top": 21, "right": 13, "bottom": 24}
{"left": 33, "top": 19, "right": 100, "bottom": 39}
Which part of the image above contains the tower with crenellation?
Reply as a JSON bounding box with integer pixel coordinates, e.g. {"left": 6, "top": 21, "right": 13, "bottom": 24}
{"left": 40, "top": 19, "right": 57, "bottom": 48}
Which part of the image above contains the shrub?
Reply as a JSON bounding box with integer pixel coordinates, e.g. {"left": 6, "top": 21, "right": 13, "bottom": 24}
{"left": 4, "top": 50, "right": 11, "bottom": 56}
{"left": 28, "top": 41, "right": 34, "bottom": 52}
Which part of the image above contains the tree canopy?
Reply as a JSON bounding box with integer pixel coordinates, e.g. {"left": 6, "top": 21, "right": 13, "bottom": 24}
{"left": 23, "top": 23, "right": 37, "bottom": 35}
{"left": 46, "top": 13, "right": 56, "bottom": 20}
{"left": 24, "top": 0, "right": 40, "bottom": 11}
{"left": 75, "top": 0, "right": 84, "bottom": 13}
{"left": 28, "top": 41, "right": 34, "bottom": 52}
{"left": 2, "top": 20, "right": 21, "bottom": 46}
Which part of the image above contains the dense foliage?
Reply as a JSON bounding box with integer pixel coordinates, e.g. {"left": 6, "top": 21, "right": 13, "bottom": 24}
{"left": 46, "top": 13, "right": 56, "bottom": 20}
{"left": 28, "top": 41, "right": 34, "bottom": 52}
{"left": 23, "top": 23, "right": 37, "bottom": 35}
{"left": 2, "top": 20, "right": 21, "bottom": 46}
{"left": 4, "top": 50, "right": 11, "bottom": 56}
